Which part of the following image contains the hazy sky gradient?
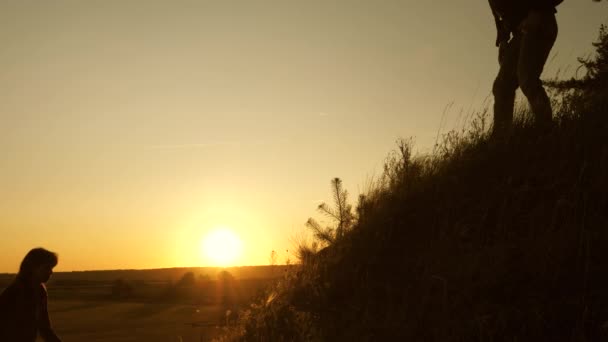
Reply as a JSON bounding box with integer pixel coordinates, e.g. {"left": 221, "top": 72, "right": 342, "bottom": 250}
{"left": 1, "top": 1, "right": 606, "bottom": 272}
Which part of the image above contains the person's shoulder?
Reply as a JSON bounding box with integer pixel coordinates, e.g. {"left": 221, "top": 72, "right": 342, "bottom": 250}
{"left": 0, "top": 281, "right": 21, "bottom": 304}
{"left": 0, "top": 281, "right": 20, "bottom": 295}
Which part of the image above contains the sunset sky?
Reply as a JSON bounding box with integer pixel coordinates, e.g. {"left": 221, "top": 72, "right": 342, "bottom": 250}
{"left": 1, "top": 1, "right": 606, "bottom": 272}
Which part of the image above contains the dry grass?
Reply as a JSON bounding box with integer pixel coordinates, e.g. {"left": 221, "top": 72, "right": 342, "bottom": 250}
{"left": 215, "top": 26, "right": 608, "bottom": 342}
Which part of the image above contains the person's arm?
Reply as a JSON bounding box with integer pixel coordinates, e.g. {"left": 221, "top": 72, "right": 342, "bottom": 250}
{"left": 38, "top": 286, "right": 61, "bottom": 342}
{"left": 0, "top": 287, "right": 9, "bottom": 319}
{"left": 0, "top": 284, "right": 19, "bottom": 340}
{"left": 488, "top": 0, "right": 510, "bottom": 46}
{"left": 0, "top": 288, "right": 10, "bottom": 338}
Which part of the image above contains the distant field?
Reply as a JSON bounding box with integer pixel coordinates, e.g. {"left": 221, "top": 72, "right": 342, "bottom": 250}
{"left": 40, "top": 300, "right": 225, "bottom": 342}
{"left": 1, "top": 265, "right": 289, "bottom": 287}
{"left": 0, "top": 266, "right": 289, "bottom": 341}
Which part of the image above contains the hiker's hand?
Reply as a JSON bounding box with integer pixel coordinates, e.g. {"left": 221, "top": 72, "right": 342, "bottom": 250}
{"left": 496, "top": 32, "right": 510, "bottom": 47}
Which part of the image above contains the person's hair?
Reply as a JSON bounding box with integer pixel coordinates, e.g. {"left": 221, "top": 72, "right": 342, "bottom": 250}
{"left": 17, "top": 248, "right": 58, "bottom": 281}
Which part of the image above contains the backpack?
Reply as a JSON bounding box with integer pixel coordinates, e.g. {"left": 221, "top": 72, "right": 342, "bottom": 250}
{"left": 532, "top": 0, "right": 564, "bottom": 9}
{"left": 492, "top": 0, "right": 563, "bottom": 16}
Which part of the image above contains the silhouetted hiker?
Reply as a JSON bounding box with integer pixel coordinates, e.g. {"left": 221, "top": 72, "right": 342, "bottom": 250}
{"left": 489, "top": 0, "right": 563, "bottom": 137}
{"left": 0, "top": 248, "right": 62, "bottom": 342}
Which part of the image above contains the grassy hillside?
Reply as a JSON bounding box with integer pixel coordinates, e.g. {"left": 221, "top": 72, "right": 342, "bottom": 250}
{"left": 216, "top": 26, "right": 608, "bottom": 341}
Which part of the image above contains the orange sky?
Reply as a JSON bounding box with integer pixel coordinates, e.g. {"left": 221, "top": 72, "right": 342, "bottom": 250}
{"left": 1, "top": 1, "right": 606, "bottom": 272}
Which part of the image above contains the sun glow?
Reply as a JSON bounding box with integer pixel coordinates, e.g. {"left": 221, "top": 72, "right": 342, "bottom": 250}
{"left": 202, "top": 228, "right": 243, "bottom": 267}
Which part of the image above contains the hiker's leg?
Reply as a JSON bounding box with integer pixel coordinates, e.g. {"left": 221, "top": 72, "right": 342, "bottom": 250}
{"left": 518, "top": 10, "right": 558, "bottom": 127}
{"left": 492, "top": 35, "right": 521, "bottom": 133}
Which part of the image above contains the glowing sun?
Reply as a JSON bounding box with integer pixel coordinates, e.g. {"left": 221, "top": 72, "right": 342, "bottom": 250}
{"left": 202, "top": 228, "right": 243, "bottom": 266}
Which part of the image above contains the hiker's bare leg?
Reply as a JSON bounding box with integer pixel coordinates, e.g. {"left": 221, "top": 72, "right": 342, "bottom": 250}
{"left": 518, "top": 10, "right": 558, "bottom": 127}
{"left": 492, "top": 35, "right": 521, "bottom": 135}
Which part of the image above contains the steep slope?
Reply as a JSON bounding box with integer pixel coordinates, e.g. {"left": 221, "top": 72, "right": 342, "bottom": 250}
{"left": 218, "top": 26, "right": 608, "bottom": 342}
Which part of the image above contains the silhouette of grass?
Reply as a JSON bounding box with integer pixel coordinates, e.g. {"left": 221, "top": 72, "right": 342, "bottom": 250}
{"left": 215, "top": 26, "right": 608, "bottom": 342}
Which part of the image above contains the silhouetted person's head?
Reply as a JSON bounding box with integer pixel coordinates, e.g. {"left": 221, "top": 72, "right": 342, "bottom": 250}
{"left": 17, "top": 248, "right": 58, "bottom": 284}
